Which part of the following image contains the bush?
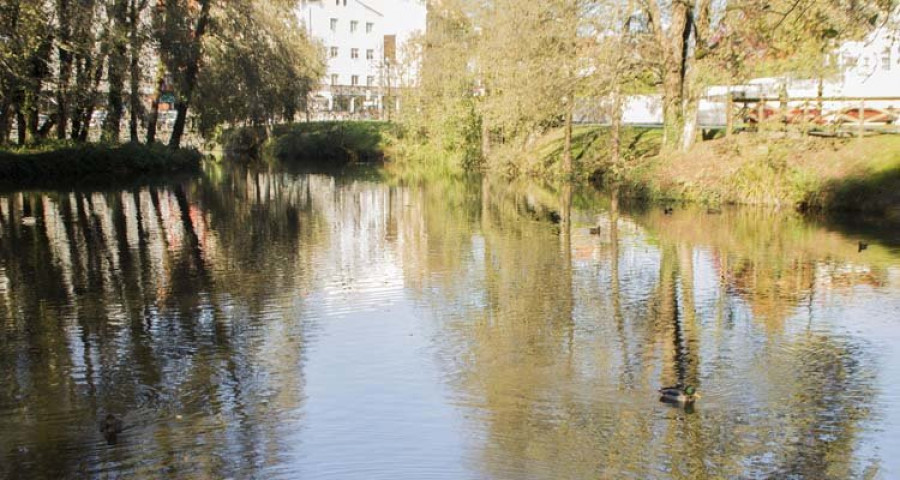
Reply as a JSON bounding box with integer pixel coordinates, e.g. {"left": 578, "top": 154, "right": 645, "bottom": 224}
{"left": 219, "top": 126, "right": 269, "bottom": 159}
{"left": 266, "top": 122, "right": 388, "bottom": 165}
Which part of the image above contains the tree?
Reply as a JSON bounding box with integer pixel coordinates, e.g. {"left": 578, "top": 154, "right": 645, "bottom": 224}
{"left": 101, "top": 0, "right": 128, "bottom": 142}
{"left": 473, "top": 0, "right": 583, "bottom": 174}
{"left": 167, "top": 0, "right": 211, "bottom": 149}
{"left": 193, "top": 1, "right": 324, "bottom": 137}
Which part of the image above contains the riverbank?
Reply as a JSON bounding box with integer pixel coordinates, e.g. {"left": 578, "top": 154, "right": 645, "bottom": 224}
{"left": 519, "top": 126, "right": 899, "bottom": 216}
{"left": 0, "top": 142, "right": 203, "bottom": 186}
{"left": 222, "top": 121, "right": 899, "bottom": 216}
{"left": 616, "top": 134, "right": 900, "bottom": 217}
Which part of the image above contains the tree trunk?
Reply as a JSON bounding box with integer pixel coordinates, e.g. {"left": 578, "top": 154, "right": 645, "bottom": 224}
{"left": 23, "top": 33, "right": 54, "bottom": 144}
{"left": 684, "top": 0, "right": 710, "bottom": 151}
{"left": 57, "top": 49, "right": 74, "bottom": 139}
{"left": 661, "top": 66, "right": 684, "bottom": 151}
{"left": 561, "top": 101, "right": 573, "bottom": 177}
{"left": 681, "top": 91, "right": 699, "bottom": 151}
{"left": 610, "top": 85, "right": 623, "bottom": 171}
{"left": 725, "top": 86, "right": 734, "bottom": 137}
{"left": 102, "top": 0, "right": 128, "bottom": 143}
{"left": 70, "top": 0, "right": 98, "bottom": 140}
{"left": 816, "top": 76, "right": 824, "bottom": 113}
{"left": 480, "top": 115, "right": 490, "bottom": 159}
{"left": 648, "top": 0, "right": 693, "bottom": 153}
{"left": 146, "top": 62, "right": 164, "bottom": 144}
{"left": 0, "top": 101, "right": 10, "bottom": 146}
{"left": 146, "top": 0, "right": 166, "bottom": 144}
{"left": 71, "top": 56, "right": 88, "bottom": 140}
{"left": 56, "top": 0, "right": 74, "bottom": 140}
{"left": 128, "top": 0, "right": 145, "bottom": 143}
{"left": 16, "top": 109, "right": 26, "bottom": 146}
{"left": 169, "top": 0, "right": 212, "bottom": 149}
{"left": 78, "top": 48, "right": 108, "bottom": 142}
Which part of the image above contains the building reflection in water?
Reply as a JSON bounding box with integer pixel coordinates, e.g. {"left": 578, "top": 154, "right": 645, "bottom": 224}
{"left": 0, "top": 166, "right": 896, "bottom": 479}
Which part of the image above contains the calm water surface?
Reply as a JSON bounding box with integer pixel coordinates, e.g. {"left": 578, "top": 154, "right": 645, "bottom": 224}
{"left": 1, "top": 165, "right": 899, "bottom": 479}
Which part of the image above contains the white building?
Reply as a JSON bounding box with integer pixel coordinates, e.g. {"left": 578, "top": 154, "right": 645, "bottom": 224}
{"left": 606, "top": 17, "right": 900, "bottom": 127}
{"left": 298, "top": 0, "right": 426, "bottom": 116}
{"left": 829, "top": 23, "right": 900, "bottom": 102}
{"left": 711, "top": 20, "right": 900, "bottom": 124}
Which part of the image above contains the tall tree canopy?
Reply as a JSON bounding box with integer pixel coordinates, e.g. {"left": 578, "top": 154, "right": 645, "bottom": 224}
{"left": 399, "top": 0, "right": 896, "bottom": 169}
{"left": 0, "top": 0, "right": 324, "bottom": 148}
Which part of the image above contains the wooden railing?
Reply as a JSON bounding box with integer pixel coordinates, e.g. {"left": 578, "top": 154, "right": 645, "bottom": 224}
{"left": 729, "top": 96, "right": 900, "bottom": 137}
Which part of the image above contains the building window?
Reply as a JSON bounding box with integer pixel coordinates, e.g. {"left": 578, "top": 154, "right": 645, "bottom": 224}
{"left": 351, "top": 75, "right": 359, "bottom": 86}
{"left": 330, "top": 18, "right": 337, "bottom": 32}
{"left": 366, "top": 22, "right": 373, "bottom": 33}
{"left": 330, "top": 46, "right": 338, "bottom": 58}
{"left": 350, "top": 21, "right": 358, "bottom": 33}
{"left": 331, "top": 74, "right": 338, "bottom": 86}
{"left": 367, "top": 76, "right": 374, "bottom": 87}
{"left": 366, "top": 49, "right": 374, "bottom": 60}
{"left": 882, "top": 48, "right": 892, "bottom": 71}
{"left": 351, "top": 48, "right": 359, "bottom": 59}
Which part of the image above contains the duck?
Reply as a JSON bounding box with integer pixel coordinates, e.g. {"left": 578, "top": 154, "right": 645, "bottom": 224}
{"left": 21, "top": 216, "right": 37, "bottom": 227}
{"left": 858, "top": 241, "right": 868, "bottom": 252}
{"left": 659, "top": 385, "right": 700, "bottom": 404}
{"left": 589, "top": 226, "right": 601, "bottom": 235}
{"left": 663, "top": 206, "right": 674, "bottom": 215}
{"left": 706, "top": 207, "right": 722, "bottom": 215}
{"left": 99, "top": 413, "right": 124, "bottom": 444}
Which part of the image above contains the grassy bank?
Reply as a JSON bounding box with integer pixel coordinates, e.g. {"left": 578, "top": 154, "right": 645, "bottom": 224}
{"left": 524, "top": 125, "right": 899, "bottom": 216}
{"left": 495, "top": 126, "right": 662, "bottom": 179}
{"left": 622, "top": 134, "right": 900, "bottom": 217}
{"left": 0, "top": 142, "right": 203, "bottom": 186}
{"left": 222, "top": 121, "right": 390, "bottom": 166}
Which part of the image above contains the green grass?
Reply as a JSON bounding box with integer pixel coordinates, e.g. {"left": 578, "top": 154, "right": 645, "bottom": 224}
{"left": 532, "top": 126, "right": 900, "bottom": 216}
{"left": 620, "top": 134, "right": 900, "bottom": 216}
{"left": 0, "top": 142, "right": 203, "bottom": 186}
{"left": 485, "top": 125, "right": 663, "bottom": 179}
{"left": 812, "top": 136, "right": 900, "bottom": 217}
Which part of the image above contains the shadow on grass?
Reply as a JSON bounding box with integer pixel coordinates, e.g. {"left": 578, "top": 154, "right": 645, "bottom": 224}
{"left": 812, "top": 164, "right": 900, "bottom": 216}
{"left": 809, "top": 165, "right": 900, "bottom": 248}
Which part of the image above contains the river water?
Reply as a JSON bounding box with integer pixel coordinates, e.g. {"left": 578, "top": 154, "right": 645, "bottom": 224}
{"left": 1, "top": 164, "right": 899, "bottom": 479}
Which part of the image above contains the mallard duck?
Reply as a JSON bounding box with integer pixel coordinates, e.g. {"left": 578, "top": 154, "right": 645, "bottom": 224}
{"left": 99, "top": 413, "right": 124, "bottom": 444}
{"left": 858, "top": 241, "right": 868, "bottom": 252}
{"left": 589, "top": 226, "right": 601, "bottom": 235}
{"left": 659, "top": 385, "right": 700, "bottom": 404}
{"left": 21, "top": 216, "right": 37, "bottom": 227}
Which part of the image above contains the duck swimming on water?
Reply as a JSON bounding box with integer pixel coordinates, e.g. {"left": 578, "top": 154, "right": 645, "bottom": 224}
{"left": 99, "top": 414, "right": 124, "bottom": 444}
{"left": 659, "top": 385, "right": 700, "bottom": 404}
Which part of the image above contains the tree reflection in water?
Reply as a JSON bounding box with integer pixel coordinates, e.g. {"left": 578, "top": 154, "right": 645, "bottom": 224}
{"left": 0, "top": 166, "right": 896, "bottom": 479}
